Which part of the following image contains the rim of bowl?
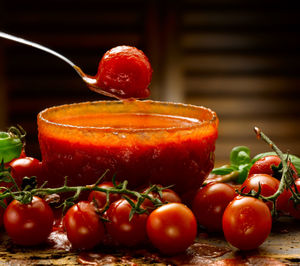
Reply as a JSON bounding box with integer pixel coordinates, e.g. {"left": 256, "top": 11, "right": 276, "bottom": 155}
{"left": 38, "top": 100, "right": 218, "bottom": 133}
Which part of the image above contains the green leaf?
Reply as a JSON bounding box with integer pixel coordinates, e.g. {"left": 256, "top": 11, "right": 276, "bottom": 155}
{"left": 236, "top": 164, "right": 251, "bottom": 184}
{"left": 230, "top": 146, "right": 251, "bottom": 166}
{"left": 211, "top": 166, "right": 235, "bottom": 175}
{"left": 0, "top": 127, "right": 24, "bottom": 164}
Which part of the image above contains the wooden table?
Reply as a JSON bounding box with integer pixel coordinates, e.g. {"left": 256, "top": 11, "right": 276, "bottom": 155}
{"left": 0, "top": 216, "right": 299, "bottom": 265}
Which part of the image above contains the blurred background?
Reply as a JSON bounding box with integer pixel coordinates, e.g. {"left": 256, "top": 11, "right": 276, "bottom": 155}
{"left": 0, "top": 0, "right": 299, "bottom": 165}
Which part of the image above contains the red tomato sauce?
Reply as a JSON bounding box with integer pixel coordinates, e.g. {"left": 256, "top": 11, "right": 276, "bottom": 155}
{"left": 38, "top": 106, "right": 218, "bottom": 203}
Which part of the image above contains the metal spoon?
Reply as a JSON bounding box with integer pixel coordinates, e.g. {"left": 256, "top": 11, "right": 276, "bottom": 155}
{"left": 0, "top": 31, "right": 116, "bottom": 98}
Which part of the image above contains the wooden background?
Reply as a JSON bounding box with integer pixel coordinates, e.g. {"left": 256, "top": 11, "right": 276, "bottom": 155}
{"left": 0, "top": 0, "right": 299, "bottom": 164}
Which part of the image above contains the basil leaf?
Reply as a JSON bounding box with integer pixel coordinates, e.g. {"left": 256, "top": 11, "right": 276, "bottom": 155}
{"left": 211, "top": 166, "right": 235, "bottom": 175}
{"left": 236, "top": 164, "right": 251, "bottom": 184}
{"left": 230, "top": 146, "right": 251, "bottom": 166}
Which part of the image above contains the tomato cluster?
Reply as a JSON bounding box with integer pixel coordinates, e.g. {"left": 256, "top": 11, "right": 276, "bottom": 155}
{"left": 1, "top": 151, "right": 299, "bottom": 254}
{"left": 0, "top": 154, "right": 53, "bottom": 246}
{"left": 0, "top": 155, "right": 197, "bottom": 255}
{"left": 63, "top": 184, "right": 196, "bottom": 254}
{"left": 192, "top": 155, "right": 299, "bottom": 250}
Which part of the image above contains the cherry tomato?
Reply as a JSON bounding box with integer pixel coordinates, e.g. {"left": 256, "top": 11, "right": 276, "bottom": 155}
{"left": 249, "top": 155, "right": 298, "bottom": 180}
{"left": 88, "top": 182, "right": 121, "bottom": 209}
{"left": 4, "top": 196, "right": 54, "bottom": 246}
{"left": 96, "top": 46, "right": 152, "bottom": 99}
{"left": 222, "top": 196, "right": 272, "bottom": 250}
{"left": 64, "top": 201, "right": 105, "bottom": 249}
{"left": 105, "top": 198, "right": 148, "bottom": 247}
{"left": 286, "top": 179, "right": 300, "bottom": 219}
{"left": 8, "top": 157, "right": 44, "bottom": 187}
{"left": 141, "top": 186, "right": 181, "bottom": 212}
{"left": 146, "top": 203, "right": 197, "bottom": 255}
{"left": 192, "top": 182, "right": 236, "bottom": 232}
{"left": 19, "top": 149, "right": 26, "bottom": 158}
{"left": 276, "top": 187, "right": 293, "bottom": 214}
{"left": 241, "top": 174, "right": 279, "bottom": 209}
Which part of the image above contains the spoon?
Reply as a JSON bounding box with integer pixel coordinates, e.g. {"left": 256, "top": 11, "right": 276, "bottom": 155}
{"left": 0, "top": 31, "right": 117, "bottom": 98}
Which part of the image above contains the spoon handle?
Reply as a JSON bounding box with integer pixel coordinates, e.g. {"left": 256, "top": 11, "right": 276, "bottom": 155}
{"left": 0, "top": 31, "right": 83, "bottom": 77}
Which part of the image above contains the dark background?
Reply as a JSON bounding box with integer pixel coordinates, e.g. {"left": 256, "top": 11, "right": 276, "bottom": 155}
{"left": 0, "top": 0, "right": 299, "bottom": 164}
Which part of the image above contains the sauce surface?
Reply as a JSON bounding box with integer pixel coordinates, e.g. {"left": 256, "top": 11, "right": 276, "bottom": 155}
{"left": 57, "top": 113, "right": 200, "bottom": 129}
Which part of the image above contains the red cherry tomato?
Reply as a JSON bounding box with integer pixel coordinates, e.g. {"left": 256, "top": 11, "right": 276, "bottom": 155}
{"left": 141, "top": 186, "right": 181, "bottom": 212}
{"left": 286, "top": 179, "right": 300, "bottom": 219}
{"left": 146, "top": 203, "right": 197, "bottom": 255}
{"left": 88, "top": 182, "right": 121, "bottom": 209}
{"left": 241, "top": 173, "right": 281, "bottom": 210}
{"left": 8, "top": 157, "right": 43, "bottom": 187}
{"left": 249, "top": 155, "right": 298, "bottom": 179}
{"left": 96, "top": 46, "right": 152, "bottom": 99}
{"left": 4, "top": 196, "right": 54, "bottom": 246}
{"left": 19, "top": 149, "right": 27, "bottom": 158}
{"left": 222, "top": 196, "right": 272, "bottom": 250}
{"left": 192, "top": 182, "right": 236, "bottom": 232}
{"left": 64, "top": 201, "right": 105, "bottom": 249}
{"left": 105, "top": 198, "right": 148, "bottom": 247}
{"left": 276, "top": 187, "right": 293, "bottom": 215}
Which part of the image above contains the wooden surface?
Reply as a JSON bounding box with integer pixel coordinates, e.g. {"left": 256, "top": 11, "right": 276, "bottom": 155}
{"left": 0, "top": 216, "right": 300, "bottom": 265}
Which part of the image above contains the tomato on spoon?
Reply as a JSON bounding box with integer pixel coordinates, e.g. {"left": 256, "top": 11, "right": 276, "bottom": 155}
{"left": 92, "top": 45, "right": 152, "bottom": 99}
{"left": 79, "top": 45, "right": 153, "bottom": 99}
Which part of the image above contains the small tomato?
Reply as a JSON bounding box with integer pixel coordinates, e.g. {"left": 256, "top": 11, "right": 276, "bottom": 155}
{"left": 222, "top": 196, "right": 272, "bottom": 250}
{"left": 146, "top": 203, "right": 197, "bottom": 254}
{"left": 4, "top": 196, "right": 54, "bottom": 246}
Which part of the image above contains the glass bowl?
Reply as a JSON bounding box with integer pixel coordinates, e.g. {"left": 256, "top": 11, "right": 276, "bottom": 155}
{"left": 37, "top": 100, "right": 218, "bottom": 203}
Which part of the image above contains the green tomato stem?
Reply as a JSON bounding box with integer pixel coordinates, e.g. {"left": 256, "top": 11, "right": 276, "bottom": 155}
{"left": 0, "top": 168, "right": 164, "bottom": 216}
{"left": 253, "top": 127, "right": 294, "bottom": 202}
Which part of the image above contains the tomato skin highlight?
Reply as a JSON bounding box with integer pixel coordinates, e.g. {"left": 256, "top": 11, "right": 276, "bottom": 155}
{"left": 96, "top": 46, "right": 152, "bottom": 99}
{"left": 241, "top": 174, "right": 279, "bottom": 210}
{"left": 222, "top": 196, "right": 272, "bottom": 250}
{"left": 88, "top": 182, "right": 121, "bottom": 209}
{"left": 249, "top": 155, "right": 281, "bottom": 177}
{"left": 192, "top": 182, "right": 236, "bottom": 232}
{"left": 146, "top": 203, "right": 197, "bottom": 255}
{"left": 105, "top": 199, "right": 148, "bottom": 247}
{"left": 249, "top": 155, "right": 298, "bottom": 180}
{"left": 64, "top": 201, "right": 105, "bottom": 249}
{"left": 241, "top": 173, "right": 291, "bottom": 214}
{"left": 4, "top": 196, "right": 54, "bottom": 246}
{"left": 8, "top": 157, "right": 44, "bottom": 187}
{"left": 141, "top": 186, "right": 181, "bottom": 212}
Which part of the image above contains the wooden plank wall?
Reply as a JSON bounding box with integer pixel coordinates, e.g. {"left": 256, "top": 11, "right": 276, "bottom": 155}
{"left": 180, "top": 0, "right": 300, "bottom": 163}
{"left": 0, "top": 0, "right": 299, "bottom": 164}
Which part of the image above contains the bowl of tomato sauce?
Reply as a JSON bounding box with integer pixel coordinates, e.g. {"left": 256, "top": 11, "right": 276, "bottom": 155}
{"left": 37, "top": 100, "right": 218, "bottom": 203}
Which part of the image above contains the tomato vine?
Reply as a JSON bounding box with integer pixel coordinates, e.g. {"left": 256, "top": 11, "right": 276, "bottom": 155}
{"left": 0, "top": 163, "right": 167, "bottom": 218}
